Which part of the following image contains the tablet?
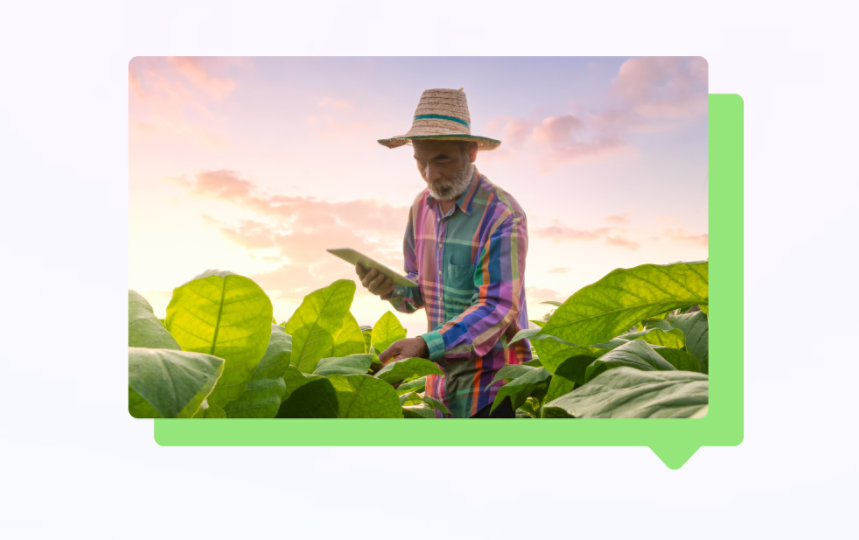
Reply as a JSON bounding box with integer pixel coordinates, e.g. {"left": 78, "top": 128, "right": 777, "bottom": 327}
{"left": 326, "top": 248, "right": 418, "bottom": 288}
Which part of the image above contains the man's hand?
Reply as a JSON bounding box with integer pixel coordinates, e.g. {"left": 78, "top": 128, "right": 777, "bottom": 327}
{"left": 356, "top": 263, "right": 395, "bottom": 299}
{"left": 378, "top": 337, "right": 430, "bottom": 364}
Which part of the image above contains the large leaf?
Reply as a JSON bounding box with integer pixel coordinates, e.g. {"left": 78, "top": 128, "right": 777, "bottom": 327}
{"left": 400, "top": 392, "right": 452, "bottom": 418}
{"left": 128, "top": 347, "right": 224, "bottom": 418}
{"left": 283, "top": 280, "right": 356, "bottom": 373}
{"left": 376, "top": 357, "right": 443, "bottom": 385}
{"left": 655, "top": 347, "right": 702, "bottom": 372}
{"left": 328, "top": 375, "right": 403, "bottom": 418}
{"left": 371, "top": 311, "right": 407, "bottom": 353}
{"left": 620, "top": 327, "right": 686, "bottom": 349}
{"left": 223, "top": 325, "right": 292, "bottom": 418}
{"left": 276, "top": 369, "right": 339, "bottom": 418}
{"left": 584, "top": 339, "right": 676, "bottom": 382}
{"left": 543, "top": 355, "right": 595, "bottom": 404}
{"left": 667, "top": 312, "right": 709, "bottom": 373}
{"left": 166, "top": 271, "right": 273, "bottom": 406}
{"left": 529, "top": 333, "right": 602, "bottom": 374}
{"left": 313, "top": 354, "right": 373, "bottom": 376}
{"left": 489, "top": 365, "right": 552, "bottom": 413}
{"left": 543, "top": 367, "right": 708, "bottom": 418}
{"left": 540, "top": 262, "right": 708, "bottom": 347}
{"left": 129, "top": 290, "right": 180, "bottom": 350}
{"left": 332, "top": 312, "right": 367, "bottom": 357}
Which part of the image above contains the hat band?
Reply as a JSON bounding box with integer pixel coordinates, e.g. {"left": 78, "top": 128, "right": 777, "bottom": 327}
{"left": 414, "top": 114, "right": 469, "bottom": 128}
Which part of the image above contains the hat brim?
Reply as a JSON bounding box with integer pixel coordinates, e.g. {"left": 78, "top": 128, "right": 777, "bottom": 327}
{"left": 377, "top": 134, "right": 501, "bottom": 150}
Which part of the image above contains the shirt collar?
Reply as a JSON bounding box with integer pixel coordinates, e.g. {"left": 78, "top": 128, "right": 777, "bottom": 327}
{"left": 426, "top": 166, "right": 480, "bottom": 217}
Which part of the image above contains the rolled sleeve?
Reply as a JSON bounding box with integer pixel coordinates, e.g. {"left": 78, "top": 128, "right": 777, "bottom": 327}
{"left": 419, "top": 330, "right": 446, "bottom": 362}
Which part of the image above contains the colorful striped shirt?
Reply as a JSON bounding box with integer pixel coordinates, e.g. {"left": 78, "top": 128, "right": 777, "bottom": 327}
{"left": 388, "top": 167, "right": 532, "bottom": 417}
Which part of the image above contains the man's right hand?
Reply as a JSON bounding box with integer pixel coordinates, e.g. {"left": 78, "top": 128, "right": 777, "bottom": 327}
{"left": 356, "top": 263, "right": 395, "bottom": 299}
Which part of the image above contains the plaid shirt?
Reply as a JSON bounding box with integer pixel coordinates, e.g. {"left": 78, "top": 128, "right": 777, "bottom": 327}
{"left": 388, "top": 167, "right": 532, "bottom": 417}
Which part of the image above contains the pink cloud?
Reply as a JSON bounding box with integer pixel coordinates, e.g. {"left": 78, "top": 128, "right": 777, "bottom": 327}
{"left": 526, "top": 286, "right": 566, "bottom": 304}
{"left": 193, "top": 170, "right": 254, "bottom": 198}
{"left": 534, "top": 221, "right": 639, "bottom": 251}
{"left": 548, "top": 267, "right": 569, "bottom": 274}
{"left": 533, "top": 114, "right": 584, "bottom": 147}
{"left": 167, "top": 57, "right": 237, "bottom": 101}
{"left": 611, "top": 57, "right": 707, "bottom": 121}
{"left": 318, "top": 96, "right": 353, "bottom": 109}
{"left": 184, "top": 169, "right": 412, "bottom": 301}
{"left": 663, "top": 227, "right": 709, "bottom": 248}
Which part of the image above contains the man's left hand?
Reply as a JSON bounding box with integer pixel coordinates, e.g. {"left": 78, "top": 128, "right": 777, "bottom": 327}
{"left": 378, "top": 337, "right": 429, "bottom": 364}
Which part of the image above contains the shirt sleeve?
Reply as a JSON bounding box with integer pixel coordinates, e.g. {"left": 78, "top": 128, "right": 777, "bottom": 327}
{"left": 420, "top": 209, "right": 527, "bottom": 362}
{"left": 386, "top": 205, "right": 424, "bottom": 314}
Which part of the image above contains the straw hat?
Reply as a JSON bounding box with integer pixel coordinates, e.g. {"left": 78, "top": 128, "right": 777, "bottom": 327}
{"left": 378, "top": 88, "right": 501, "bottom": 150}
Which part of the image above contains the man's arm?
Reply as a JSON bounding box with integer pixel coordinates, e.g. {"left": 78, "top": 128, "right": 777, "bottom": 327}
{"left": 420, "top": 210, "right": 527, "bottom": 362}
{"left": 385, "top": 206, "right": 424, "bottom": 313}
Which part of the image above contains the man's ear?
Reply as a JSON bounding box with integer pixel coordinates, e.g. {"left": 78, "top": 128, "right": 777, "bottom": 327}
{"left": 467, "top": 142, "right": 478, "bottom": 163}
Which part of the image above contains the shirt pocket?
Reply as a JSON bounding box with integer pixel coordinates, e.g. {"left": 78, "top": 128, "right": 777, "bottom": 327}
{"left": 445, "top": 261, "right": 476, "bottom": 308}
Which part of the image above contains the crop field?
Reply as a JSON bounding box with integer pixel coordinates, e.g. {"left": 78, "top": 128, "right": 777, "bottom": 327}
{"left": 129, "top": 261, "right": 708, "bottom": 419}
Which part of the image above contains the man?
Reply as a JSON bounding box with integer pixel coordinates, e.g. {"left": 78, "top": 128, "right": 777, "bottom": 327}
{"left": 356, "top": 88, "right": 531, "bottom": 418}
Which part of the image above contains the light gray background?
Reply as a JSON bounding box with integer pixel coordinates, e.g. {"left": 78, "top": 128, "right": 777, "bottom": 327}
{"left": 2, "top": 1, "right": 857, "bottom": 538}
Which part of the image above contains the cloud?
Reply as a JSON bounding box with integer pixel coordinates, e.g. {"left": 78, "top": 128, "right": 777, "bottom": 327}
{"left": 318, "top": 96, "right": 353, "bottom": 110}
{"left": 526, "top": 286, "right": 566, "bottom": 303}
{"left": 184, "top": 169, "right": 412, "bottom": 300}
{"left": 548, "top": 267, "right": 569, "bottom": 274}
{"left": 482, "top": 57, "right": 706, "bottom": 170}
{"left": 167, "top": 57, "right": 236, "bottom": 101}
{"left": 662, "top": 227, "right": 709, "bottom": 248}
{"left": 610, "top": 56, "right": 708, "bottom": 124}
{"left": 533, "top": 114, "right": 584, "bottom": 147}
{"left": 129, "top": 57, "right": 242, "bottom": 148}
{"left": 534, "top": 220, "right": 640, "bottom": 251}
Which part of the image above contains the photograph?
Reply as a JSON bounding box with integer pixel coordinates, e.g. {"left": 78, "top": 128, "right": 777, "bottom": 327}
{"left": 128, "top": 56, "right": 709, "bottom": 419}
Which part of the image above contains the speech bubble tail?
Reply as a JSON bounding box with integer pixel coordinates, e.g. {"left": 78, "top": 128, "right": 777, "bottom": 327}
{"left": 649, "top": 443, "right": 701, "bottom": 469}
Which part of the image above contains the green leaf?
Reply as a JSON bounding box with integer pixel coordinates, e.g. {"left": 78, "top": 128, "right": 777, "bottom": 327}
{"left": 399, "top": 393, "right": 452, "bottom": 417}
{"left": 276, "top": 371, "right": 339, "bottom": 418}
{"left": 529, "top": 333, "right": 602, "bottom": 374}
{"left": 375, "top": 357, "right": 443, "bottom": 385}
{"left": 543, "top": 355, "right": 596, "bottom": 404}
{"left": 284, "top": 280, "right": 356, "bottom": 373}
{"left": 542, "top": 367, "right": 708, "bottom": 418}
{"left": 371, "top": 311, "right": 407, "bottom": 354}
{"left": 666, "top": 312, "right": 709, "bottom": 373}
{"left": 166, "top": 271, "right": 273, "bottom": 406}
{"left": 195, "top": 400, "right": 227, "bottom": 418}
{"left": 540, "top": 262, "right": 708, "bottom": 347}
{"left": 584, "top": 339, "right": 676, "bottom": 382}
{"left": 128, "top": 347, "right": 224, "bottom": 418}
{"left": 655, "top": 347, "right": 702, "bottom": 372}
{"left": 223, "top": 325, "right": 292, "bottom": 418}
{"left": 328, "top": 375, "right": 404, "bottom": 418}
{"left": 396, "top": 376, "right": 427, "bottom": 395}
{"left": 486, "top": 363, "right": 536, "bottom": 389}
{"left": 313, "top": 354, "right": 373, "bottom": 376}
{"left": 129, "top": 290, "right": 180, "bottom": 350}
{"left": 490, "top": 365, "right": 552, "bottom": 413}
{"left": 510, "top": 328, "right": 541, "bottom": 345}
{"left": 333, "top": 312, "right": 367, "bottom": 356}
{"left": 620, "top": 327, "right": 686, "bottom": 349}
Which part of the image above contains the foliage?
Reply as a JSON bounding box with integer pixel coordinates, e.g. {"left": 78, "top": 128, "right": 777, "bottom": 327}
{"left": 129, "top": 261, "right": 708, "bottom": 419}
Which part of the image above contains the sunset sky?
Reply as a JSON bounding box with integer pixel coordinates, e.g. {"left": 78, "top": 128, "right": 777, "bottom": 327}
{"left": 128, "top": 56, "right": 708, "bottom": 337}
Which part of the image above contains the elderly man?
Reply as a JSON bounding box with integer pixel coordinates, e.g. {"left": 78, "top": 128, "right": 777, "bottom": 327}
{"left": 356, "top": 88, "right": 531, "bottom": 418}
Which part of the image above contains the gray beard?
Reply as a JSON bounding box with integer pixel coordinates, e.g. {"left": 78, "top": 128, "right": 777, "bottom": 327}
{"left": 428, "top": 163, "right": 474, "bottom": 200}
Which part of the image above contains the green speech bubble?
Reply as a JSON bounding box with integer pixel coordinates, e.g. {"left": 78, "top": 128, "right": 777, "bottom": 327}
{"left": 153, "top": 94, "right": 744, "bottom": 469}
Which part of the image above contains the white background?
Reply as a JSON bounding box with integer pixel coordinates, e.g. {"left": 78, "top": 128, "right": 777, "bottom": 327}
{"left": 2, "top": 1, "right": 857, "bottom": 538}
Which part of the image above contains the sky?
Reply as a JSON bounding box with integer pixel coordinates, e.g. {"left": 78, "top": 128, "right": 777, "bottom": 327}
{"left": 128, "top": 56, "right": 708, "bottom": 337}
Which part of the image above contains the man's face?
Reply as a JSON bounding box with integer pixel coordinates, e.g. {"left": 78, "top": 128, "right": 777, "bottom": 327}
{"left": 412, "top": 140, "right": 477, "bottom": 200}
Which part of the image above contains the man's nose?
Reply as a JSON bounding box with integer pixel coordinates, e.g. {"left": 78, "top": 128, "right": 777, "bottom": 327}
{"left": 425, "top": 164, "right": 442, "bottom": 182}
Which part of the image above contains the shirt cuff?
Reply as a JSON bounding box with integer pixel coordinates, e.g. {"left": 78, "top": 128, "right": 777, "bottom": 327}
{"left": 390, "top": 284, "right": 411, "bottom": 299}
{"left": 419, "top": 330, "right": 446, "bottom": 362}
